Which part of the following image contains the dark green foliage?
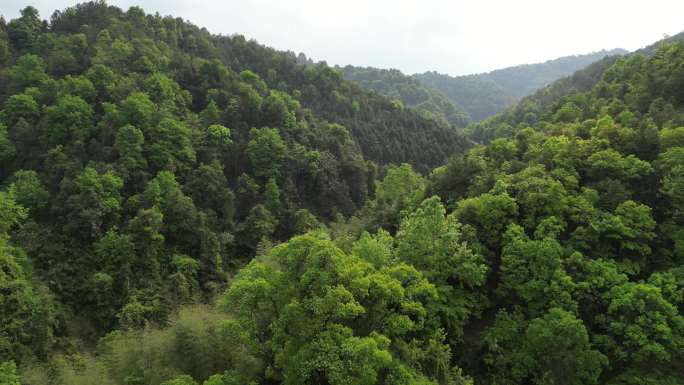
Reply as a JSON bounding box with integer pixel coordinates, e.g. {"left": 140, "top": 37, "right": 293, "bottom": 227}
{"left": 0, "top": 1, "right": 469, "bottom": 347}
{"left": 425, "top": 40, "right": 684, "bottom": 384}
{"left": 341, "top": 66, "right": 470, "bottom": 126}
{"left": 2, "top": 3, "right": 684, "bottom": 385}
{"left": 0, "top": 193, "right": 55, "bottom": 364}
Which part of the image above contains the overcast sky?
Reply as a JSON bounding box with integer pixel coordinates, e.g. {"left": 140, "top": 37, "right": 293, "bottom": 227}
{"left": 2, "top": 0, "right": 683, "bottom": 76}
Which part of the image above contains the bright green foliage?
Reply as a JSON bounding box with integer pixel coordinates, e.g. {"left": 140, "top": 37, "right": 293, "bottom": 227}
{"left": 0, "top": 191, "right": 26, "bottom": 234}
{"left": 523, "top": 308, "right": 606, "bottom": 385}
{"left": 499, "top": 223, "right": 575, "bottom": 314}
{"left": 0, "top": 124, "right": 13, "bottom": 162}
{"left": 246, "top": 127, "right": 286, "bottom": 179}
{"left": 352, "top": 229, "right": 394, "bottom": 267}
{"left": 9, "top": 54, "right": 47, "bottom": 90}
{"left": 365, "top": 163, "right": 426, "bottom": 231}
{"left": 7, "top": 170, "right": 49, "bottom": 212}
{"left": 221, "top": 231, "right": 470, "bottom": 385}
{"left": 168, "top": 254, "right": 200, "bottom": 305}
{"left": 114, "top": 124, "right": 146, "bottom": 177}
{"left": 660, "top": 127, "right": 684, "bottom": 149}
{"left": 575, "top": 200, "right": 657, "bottom": 273}
{"left": 597, "top": 282, "right": 684, "bottom": 366}
{"left": 120, "top": 92, "right": 156, "bottom": 128}
{"left": 147, "top": 118, "right": 196, "bottom": 173}
{"left": 0, "top": 193, "right": 54, "bottom": 363}
{"left": 160, "top": 375, "right": 198, "bottom": 385}
{"left": 58, "top": 75, "right": 96, "bottom": 100}
{"left": 44, "top": 94, "right": 94, "bottom": 144}
{"left": 200, "top": 124, "right": 231, "bottom": 162}
{"left": 0, "top": 4, "right": 467, "bottom": 359}
{"left": 395, "top": 197, "right": 487, "bottom": 339}
{"left": 3, "top": 94, "right": 39, "bottom": 126}
{"left": 421, "top": 39, "right": 684, "bottom": 385}
{"left": 0, "top": 361, "right": 20, "bottom": 385}
{"left": 263, "top": 177, "right": 281, "bottom": 214}
{"left": 454, "top": 191, "right": 518, "bottom": 252}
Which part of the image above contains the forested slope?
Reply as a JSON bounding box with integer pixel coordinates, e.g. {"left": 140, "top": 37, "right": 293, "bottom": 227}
{"left": 1, "top": 2, "right": 684, "bottom": 385}
{"left": 415, "top": 49, "right": 626, "bottom": 121}
{"left": 425, "top": 38, "right": 684, "bottom": 385}
{"left": 0, "top": 1, "right": 469, "bottom": 378}
{"left": 340, "top": 65, "right": 470, "bottom": 127}
{"left": 470, "top": 34, "right": 684, "bottom": 143}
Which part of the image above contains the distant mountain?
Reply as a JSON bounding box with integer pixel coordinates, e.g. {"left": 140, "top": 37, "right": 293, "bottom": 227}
{"left": 415, "top": 49, "right": 627, "bottom": 121}
{"left": 340, "top": 66, "right": 470, "bottom": 127}
{"left": 340, "top": 50, "right": 628, "bottom": 126}
{"left": 470, "top": 32, "right": 684, "bottom": 143}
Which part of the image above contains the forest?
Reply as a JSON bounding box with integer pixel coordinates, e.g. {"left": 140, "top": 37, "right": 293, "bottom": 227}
{"left": 340, "top": 50, "right": 627, "bottom": 126}
{"left": 340, "top": 65, "right": 470, "bottom": 127}
{"left": 414, "top": 49, "right": 629, "bottom": 122}
{"left": 1, "top": 2, "right": 684, "bottom": 385}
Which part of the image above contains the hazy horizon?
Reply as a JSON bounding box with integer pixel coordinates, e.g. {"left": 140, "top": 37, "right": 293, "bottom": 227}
{"left": 1, "top": 0, "right": 682, "bottom": 76}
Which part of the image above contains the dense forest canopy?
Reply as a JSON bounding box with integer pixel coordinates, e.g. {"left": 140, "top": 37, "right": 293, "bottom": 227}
{"left": 1, "top": 2, "right": 684, "bottom": 385}
{"left": 340, "top": 65, "right": 470, "bottom": 127}
{"left": 338, "top": 50, "right": 627, "bottom": 127}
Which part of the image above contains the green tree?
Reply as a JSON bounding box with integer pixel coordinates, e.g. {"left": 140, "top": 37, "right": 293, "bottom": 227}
{"left": 147, "top": 118, "right": 196, "bottom": 174}
{"left": 9, "top": 54, "right": 47, "bottom": 92}
{"left": 44, "top": 94, "right": 94, "bottom": 145}
{"left": 237, "top": 204, "right": 277, "bottom": 252}
{"left": 221, "top": 231, "right": 469, "bottom": 385}
{"left": 0, "top": 361, "right": 20, "bottom": 385}
{"left": 246, "top": 127, "right": 286, "bottom": 180}
{"left": 3, "top": 94, "right": 40, "bottom": 126}
{"left": 366, "top": 163, "right": 426, "bottom": 231}
{"left": 62, "top": 167, "right": 123, "bottom": 239}
{"left": 597, "top": 282, "right": 684, "bottom": 367}
{"left": 483, "top": 308, "right": 606, "bottom": 385}
{"left": 454, "top": 189, "right": 518, "bottom": 253}
{"left": 7, "top": 170, "right": 48, "bottom": 212}
{"left": 0, "top": 192, "right": 55, "bottom": 363}
{"left": 6, "top": 7, "right": 42, "bottom": 50}
{"left": 0, "top": 124, "right": 14, "bottom": 162}
{"left": 199, "top": 124, "right": 231, "bottom": 162}
{"left": 114, "top": 124, "right": 147, "bottom": 178}
{"left": 499, "top": 222, "right": 575, "bottom": 315}
{"left": 395, "top": 196, "right": 487, "bottom": 340}
{"left": 120, "top": 92, "right": 156, "bottom": 129}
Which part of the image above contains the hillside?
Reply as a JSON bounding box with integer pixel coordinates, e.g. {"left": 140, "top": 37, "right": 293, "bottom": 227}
{"left": 0, "top": 0, "right": 469, "bottom": 376}
{"left": 340, "top": 65, "right": 471, "bottom": 127}
{"left": 1, "top": 3, "right": 684, "bottom": 385}
{"left": 469, "top": 33, "right": 684, "bottom": 143}
{"left": 339, "top": 51, "right": 627, "bottom": 128}
{"left": 415, "top": 49, "right": 627, "bottom": 121}
{"left": 425, "top": 38, "right": 684, "bottom": 384}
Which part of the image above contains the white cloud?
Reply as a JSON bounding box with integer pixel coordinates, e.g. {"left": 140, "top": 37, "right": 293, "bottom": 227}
{"left": 2, "top": 0, "right": 683, "bottom": 75}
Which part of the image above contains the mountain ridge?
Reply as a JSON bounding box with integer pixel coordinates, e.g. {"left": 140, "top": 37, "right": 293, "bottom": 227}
{"left": 415, "top": 48, "right": 628, "bottom": 121}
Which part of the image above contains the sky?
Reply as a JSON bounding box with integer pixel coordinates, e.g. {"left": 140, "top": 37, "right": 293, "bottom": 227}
{"left": 1, "top": 0, "right": 683, "bottom": 76}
